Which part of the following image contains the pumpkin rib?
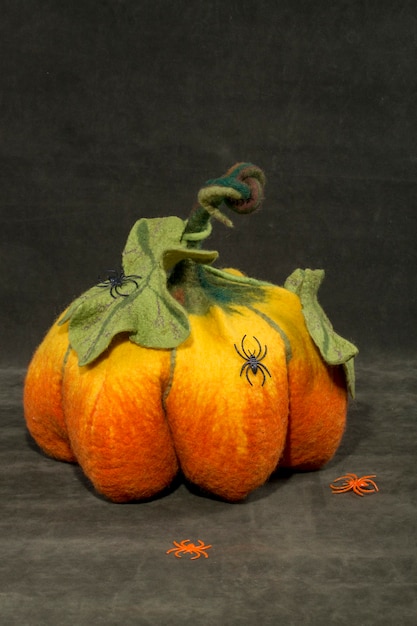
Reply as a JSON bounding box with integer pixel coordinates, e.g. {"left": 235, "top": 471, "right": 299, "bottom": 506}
{"left": 248, "top": 304, "right": 293, "bottom": 362}
{"left": 161, "top": 347, "right": 177, "bottom": 411}
{"left": 159, "top": 347, "right": 182, "bottom": 467}
{"left": 61, "top": 343, "right": 71, "bottom": 375}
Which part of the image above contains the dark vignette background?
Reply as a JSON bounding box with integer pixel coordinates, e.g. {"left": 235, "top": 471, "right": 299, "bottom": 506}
{"left": 1, "top": 0, "right": 416, "bottom": 367}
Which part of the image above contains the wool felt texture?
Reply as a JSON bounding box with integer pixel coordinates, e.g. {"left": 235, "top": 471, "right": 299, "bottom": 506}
{"left": 24, "top": 163, "right": 358, "bottom": 503}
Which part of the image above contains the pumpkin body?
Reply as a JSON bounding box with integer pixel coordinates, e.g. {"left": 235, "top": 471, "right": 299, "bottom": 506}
{"left": 24, "top": 281, "right": 348, "bottom": 502}
{"left": 23, "top": 163, "right": 357, "bottom": 502}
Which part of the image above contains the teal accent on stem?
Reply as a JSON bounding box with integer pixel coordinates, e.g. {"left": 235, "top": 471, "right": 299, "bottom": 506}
{"left": 191, "top": 163, "right": 266, "bottom": 228}
{"left": 284, "top": 268, "right": 358, "bottom": 397}
{"left": 204, "top": 175, "right": 249, "bottom": 197}
{"left": 190, "top": 265, "right": 269, "bottom": 313}
{"left": 205, "top": 162, "right": 255, "bottom": 198}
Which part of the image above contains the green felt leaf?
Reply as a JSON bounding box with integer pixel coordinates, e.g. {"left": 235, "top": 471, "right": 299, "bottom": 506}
{"left": 60, "top": 216, "right": 218, "bottom": 366}
{"left": 284, "top": 268, "right": 358, "bottom": 397}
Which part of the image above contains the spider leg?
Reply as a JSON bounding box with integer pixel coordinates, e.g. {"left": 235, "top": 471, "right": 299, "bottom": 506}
{"left": 363, "top": 485, "right": 379, "bottom": 493}
{"left": 258, "top": 343, "right": 268, "bottom": 362}
{"left": 121, "top": 277, "right": 139, "bottom": 291}
{"left": 252, "top": 336, "right": 262, "bottom": 358}
{"left": 332, "top": 479, "right": 353, "bottom": 489}
{"left": 166, "top": 541, "right": 183, "bottom": 554}
{"left": 113, "top": 285, "right": 125, "bottom": 297}
{"left": 198, "top": 550, "right": 210, "bottom": 558}
{"left": 258, "top": 366, "right": 266, "bottom": 386}
{"left": 234, "top": 343, "right": 246, "bottom": 360}
{"left": 109, "top": 286, "right": 117, "bottom": 299}
{"left": 258, "top": 362, "right": 272, "bottom": 379}
{"left": 127, "top": 278, "right": 139, "bottom": 289}
{"left": 244, "top": 365, "right": 254, "bottom": 386}
{"left": 239, "top": 363, "right": 247, "bottom": 378}
{"left": 240, "top": 334, "right": 251, "bottom": 360}
{"left": 330, "top": 476, "right": 355, "bottom": 491}
{"left": 330, "top": 484, "right": 353, "bottom": 493}
{"left": 352, "top": 484, "right": 366, "bottom": 496}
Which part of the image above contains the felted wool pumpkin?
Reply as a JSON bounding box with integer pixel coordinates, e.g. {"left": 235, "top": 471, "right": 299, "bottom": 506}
{"left": 24, "top": 163, "right": 358, "bottom": 503}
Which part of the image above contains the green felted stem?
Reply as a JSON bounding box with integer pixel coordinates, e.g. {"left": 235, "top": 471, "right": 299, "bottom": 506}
{"left": 184, "top": 162, "right": 266, "bottom": 231}
{"left": 169, "top": 162, "right": 269, "bottom": 313}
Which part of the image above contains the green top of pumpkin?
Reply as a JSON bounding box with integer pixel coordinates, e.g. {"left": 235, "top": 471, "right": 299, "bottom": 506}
{"left": 59, "top": 163, "right": 358, "bottom": 395}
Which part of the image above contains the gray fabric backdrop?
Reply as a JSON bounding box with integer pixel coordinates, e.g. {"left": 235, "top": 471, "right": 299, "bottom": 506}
{"left": 1, "top": 5, "right": 417, "bottom": 625}
{"left": 1, "top": 1, "right": 416, "bottom": 366}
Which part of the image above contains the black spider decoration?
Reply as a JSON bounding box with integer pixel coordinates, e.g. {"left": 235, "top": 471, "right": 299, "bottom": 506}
{"left": 97, "top": 268, "right": 141, "bottom": 299}
{"left": 234, "top": 334, "right": 272, "bottom": 386}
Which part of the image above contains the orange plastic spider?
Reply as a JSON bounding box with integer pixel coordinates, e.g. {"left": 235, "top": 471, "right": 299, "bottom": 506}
{"left": 166, "top": 539, "right": 212, "bottom": 560}
{"left": 330, "top": 473, "right": 379, "bottom": 496}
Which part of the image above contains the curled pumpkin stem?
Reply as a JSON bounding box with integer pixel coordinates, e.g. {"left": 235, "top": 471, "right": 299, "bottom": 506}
{"left": 185, "top": 163, "right": 266, "bottom": 235}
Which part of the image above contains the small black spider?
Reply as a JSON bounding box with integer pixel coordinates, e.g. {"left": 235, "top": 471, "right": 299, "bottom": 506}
{"left": 97, "top": 268, "right": 141, "bottom": 299}
{"left": 234, "top": 334, "right": 272, "bottom": 386}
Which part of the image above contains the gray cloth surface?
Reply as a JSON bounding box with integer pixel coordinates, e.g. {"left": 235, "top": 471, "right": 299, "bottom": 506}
{"left": 1, "top": 358, "right": 416, "bottom": 625}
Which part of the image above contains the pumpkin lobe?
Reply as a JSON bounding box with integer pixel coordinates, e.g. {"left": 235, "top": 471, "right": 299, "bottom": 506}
{"left": 24, "top": 319, "right": 75, "bottom": 462}
{"left": 165, "top": 305, "right": 289, "bottom": 501}
{"left": 253, "top": 285, "right": 348, "bottom": 469}
{"left": 62, "top": 338, "right": 179, "bottom": 502}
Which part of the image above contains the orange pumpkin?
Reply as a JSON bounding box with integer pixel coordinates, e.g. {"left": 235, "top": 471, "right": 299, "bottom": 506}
{"left": 24, "top": 164, "right": 357, "bottom": 502}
